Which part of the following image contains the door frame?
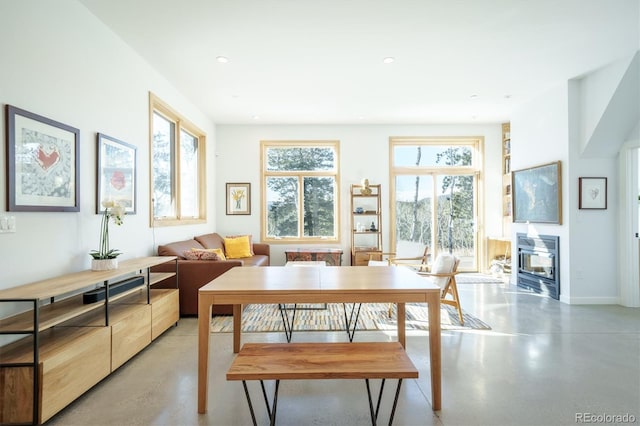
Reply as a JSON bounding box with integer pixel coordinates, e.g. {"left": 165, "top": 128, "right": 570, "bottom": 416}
{"left": 389, "top": 137, "right": 484, "bottom": 272}
{"left": 619, "top": 142, "right": 640, "bottom": 307}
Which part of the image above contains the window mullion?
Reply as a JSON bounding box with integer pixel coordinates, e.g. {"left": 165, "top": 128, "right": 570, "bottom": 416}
{"left": 298, "top": 175, "right": 304, "bottom": 238}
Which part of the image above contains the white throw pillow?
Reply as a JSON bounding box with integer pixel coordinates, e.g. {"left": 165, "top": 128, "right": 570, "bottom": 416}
{"left": 430, "top": 253, "right": 456, "bottom": 290}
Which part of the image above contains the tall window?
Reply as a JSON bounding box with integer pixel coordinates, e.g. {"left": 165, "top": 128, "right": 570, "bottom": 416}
{"left": 261, "top": 141, "right": 340, "bottom": 243}
{"left": 390, "top": 137, "right": 483, "bottom": 271}
{"left": 149, "top": 93, "right": 206, "bottom": 226}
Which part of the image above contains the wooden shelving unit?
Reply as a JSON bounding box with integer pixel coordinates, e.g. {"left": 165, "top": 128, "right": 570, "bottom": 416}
{"left": 485, "top": 122, "right": 513, "bottom": 274}
{"left": 0, "top": 256, "right": 178, "bottom": 425}
{"left": 350, "top": 183, "right": 382, "bottom": 266}
{"left": 502, "top": 122, "right": 512, "bottom": 233}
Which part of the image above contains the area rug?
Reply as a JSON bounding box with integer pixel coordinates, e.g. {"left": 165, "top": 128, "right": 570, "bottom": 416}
{"left": 211, "top": 302, "right": 491, "bottom": 333}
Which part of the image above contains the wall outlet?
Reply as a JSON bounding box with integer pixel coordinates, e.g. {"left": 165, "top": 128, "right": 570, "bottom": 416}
{"left": 0, "top": 215, "right": 16, "bottom": 233}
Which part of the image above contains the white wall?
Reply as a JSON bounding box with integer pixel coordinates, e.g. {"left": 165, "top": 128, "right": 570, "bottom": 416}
{"left": 510, "top": 84, "right": 573, "bottom": 301}
{"left": 0, "top": 1, "right": 216, "bottom": 291}
{"left": 512, "top": 77, "right": 629, "bottom": 304}
{"left": 216, "top": 124, "right": 502, "bottom": 266}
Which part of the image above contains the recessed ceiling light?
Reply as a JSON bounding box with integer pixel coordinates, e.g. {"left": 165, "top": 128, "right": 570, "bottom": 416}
{"left": 216, "top": 56, "right": 229, "bottom": 63}
{"left": 383, "top": 57, "right": 395, "bottom": 64}
{"left": 470, "top": 94, "right": 478, "bottom": 99}
{"left": 504, "top": 94, "right": 512, "bottom": 99}
{"left": 252, "top": 115, "right": 260, "bottom": 120}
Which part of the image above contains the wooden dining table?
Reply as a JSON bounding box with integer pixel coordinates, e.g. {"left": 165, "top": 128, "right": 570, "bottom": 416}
{"left": 197, "top": 265, "right": 442, "bottom": 415}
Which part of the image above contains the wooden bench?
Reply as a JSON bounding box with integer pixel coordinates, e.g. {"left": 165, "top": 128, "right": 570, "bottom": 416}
{"left": 227, "top": 342, "right": 418, "bottom": 426}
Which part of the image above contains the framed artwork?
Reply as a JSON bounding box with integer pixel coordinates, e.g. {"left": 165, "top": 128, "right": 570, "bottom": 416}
{"left": 5, "top": 105, "right": 80, "bottom": 212}
{"left": 579, "top": 177, "right": 607, "bottom": 209}
{"left": 97, "top": 133, "right": 137, "bottom": 214}
{"left": 226, "top": 182, "right": 251, "bottom": 215}
{"left": 512, "top": 161, "right": 562, "bottom": 224}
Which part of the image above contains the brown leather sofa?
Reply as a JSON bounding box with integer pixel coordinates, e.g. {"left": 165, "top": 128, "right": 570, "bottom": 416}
{"left": 152, "top": 232, "right": 270, "bottom": 316}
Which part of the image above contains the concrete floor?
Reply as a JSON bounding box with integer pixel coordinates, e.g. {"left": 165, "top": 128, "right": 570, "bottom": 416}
{"left": 46, "top": 280, "right": 640, "bottom": 426}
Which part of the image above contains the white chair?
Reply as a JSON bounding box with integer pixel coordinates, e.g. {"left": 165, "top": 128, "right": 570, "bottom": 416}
{"left": 418, "top": 253, "right": 464, "bottom": 325}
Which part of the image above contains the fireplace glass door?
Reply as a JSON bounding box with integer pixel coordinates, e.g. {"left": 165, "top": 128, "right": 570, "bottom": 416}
{"left": 519, "top": 250, "right": 554, "bottom": 280}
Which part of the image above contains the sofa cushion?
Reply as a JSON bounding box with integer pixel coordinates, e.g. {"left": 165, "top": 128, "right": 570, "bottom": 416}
{"left": 224, "top": 235, "right": 253, "bottom": 259}
{"left": 158, "top": 239, "right": 204, "bottom": 259}
{"left": 241, "top": 255, "right": 270, "bottom": 267}
{"left": 194, "top": 233, "right": 224, "bottom": 250}
{"left": 203, "top": 247, "right": 226, "bottom": 260}
{"left": 226, "top": 234, "right": 255, "bottom": 255}
{"left": 183, "top": 249, "right": 221, "bottom": 261}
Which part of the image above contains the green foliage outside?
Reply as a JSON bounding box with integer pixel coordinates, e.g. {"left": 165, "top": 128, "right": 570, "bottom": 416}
{"left": 266, "top": 147, "right": 336, "bottom": 238}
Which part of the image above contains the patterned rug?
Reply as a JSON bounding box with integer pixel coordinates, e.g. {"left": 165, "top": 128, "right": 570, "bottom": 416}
{"left": 211, "top": 302, "right": 491, "bottom": 333}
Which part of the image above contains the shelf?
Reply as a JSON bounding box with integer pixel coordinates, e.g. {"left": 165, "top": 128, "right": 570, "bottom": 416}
{"left": 0, "top": 270, "right": 176, "bottom": 333}
{"left": 351, "top": 184, "right": 382, "bottom": 266}
{"left": 0, "top": 256, "right": 179, "bottom": 425}
{"left": 0, "top": 256, "right": 177, "bottom": 301}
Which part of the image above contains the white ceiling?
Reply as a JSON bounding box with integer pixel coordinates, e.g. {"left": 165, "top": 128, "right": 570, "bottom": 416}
{"left": 79, "top": 0, "right": 639, "bottom": 125}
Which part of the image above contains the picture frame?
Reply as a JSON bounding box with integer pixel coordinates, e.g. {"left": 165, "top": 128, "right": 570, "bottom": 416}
{"left": 512, "top": 161, "right": 562, "bottom": 224}
{"left": 579, "top": 177, "right": 607, "bottom": 210}
{"left": 5, "top": 105, "right": 80, "bottom": 212}
{"left": 97, "top": 133, "right": 137, "bottom": 214}
{"left": 226, "top": 182, "right": 251, "bottom": 215}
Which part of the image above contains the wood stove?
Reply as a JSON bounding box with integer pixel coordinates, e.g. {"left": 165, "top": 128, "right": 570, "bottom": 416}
{"left": 516, "top": 233, "right": 560, "bottom": 299}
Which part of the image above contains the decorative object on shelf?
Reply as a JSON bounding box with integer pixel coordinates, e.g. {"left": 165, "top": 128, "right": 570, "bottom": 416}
{"left": 5, "top": 104, "right": 80, "bottom": 212}
{"left": 90, "top": 200, "right": 125, "bottom": 270}
{"left": 512, "top": 161, "right": 562, "bottom": 224}
{"left": 97, "top": 133, "right": 137, "bottom": 214}
{"left": 370, "top": 222, "right": 376, "bottom": 231}
{"left": 579, "top": 177, "right": 607, "bottom": 209}
{"left": 226, "top": 182, "right": 251, "bottom": 215}
{"left": 355, "top": 207, "right": 364, "bottom": 214}
{"left": 360, "top": 178, "right": 372, "bottom": 195}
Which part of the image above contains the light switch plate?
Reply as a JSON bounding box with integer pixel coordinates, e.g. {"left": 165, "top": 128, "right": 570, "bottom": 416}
{"left": 0, "top": 215, "right": 16, "bottom": 233}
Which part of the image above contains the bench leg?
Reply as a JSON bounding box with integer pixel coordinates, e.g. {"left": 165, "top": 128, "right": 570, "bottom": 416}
{"left": 242, "top": 380, "right": 281, "bottom": 426}
{"left": 242, "top": 381, "right": 258, "bottom": 426}
{"left": 278, "top": 304, "right": 297, "bottom": 342}
{"left": 342, "top": 303, "right": 362, "bottom": 342}
{"left": 365, "top": 378, "right": 404, "bottom": 426}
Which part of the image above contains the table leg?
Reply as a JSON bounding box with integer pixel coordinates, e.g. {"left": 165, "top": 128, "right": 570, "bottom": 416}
{"left": 233, "top": 304, "right": 242, "bottom": 353}
{"left": 397, "top": 303, "right": 406, "bottom": 348}
{"left": 427, "top": 294, "right": 441, "bottom": 411}
{"left": 198, "top": 296, "right": 212, "bottom": 413}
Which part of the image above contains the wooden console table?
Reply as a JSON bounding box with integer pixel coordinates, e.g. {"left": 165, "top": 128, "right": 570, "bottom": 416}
{"left": 284, "top": 248, "right": 343, "bottom": 266}
{"left": 0, "top": 256, "right": 178, "bottom": 425}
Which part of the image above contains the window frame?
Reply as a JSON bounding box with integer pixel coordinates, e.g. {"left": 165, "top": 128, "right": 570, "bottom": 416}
{"left": 260, "top": 140, "right": 341, "bottom": 243}
{"left": 149, "top": 93, "right": 207, "bottom": 226}
{"left": 389, "top": 136, "right": 484, "bottom": 271}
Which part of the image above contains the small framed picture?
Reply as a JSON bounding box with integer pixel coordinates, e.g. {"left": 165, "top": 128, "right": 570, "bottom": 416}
{"left": 97, "top": 133, "right": 137, "bottom": 214}
{"left": 579, "top": 177, "right": 607, "bottom": 209}
{"left": 226, "top": 182, "right": 251, "bottom": 215}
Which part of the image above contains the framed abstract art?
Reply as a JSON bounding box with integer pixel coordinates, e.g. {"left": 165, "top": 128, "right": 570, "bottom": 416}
{"left": 97, "top": 133, "right": 137, "bottom": 214}
{"left": 5, "top": 105, "right": 80, "bottom": 212}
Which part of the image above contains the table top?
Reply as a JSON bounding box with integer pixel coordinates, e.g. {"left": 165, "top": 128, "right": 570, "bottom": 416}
{"left": 199, "top": 265, "right": 439, "bottom": 295}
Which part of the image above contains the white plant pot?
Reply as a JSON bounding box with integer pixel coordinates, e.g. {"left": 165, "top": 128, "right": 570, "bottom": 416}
{"left": 91, "top": 258, "right": 118, "bottom": 271}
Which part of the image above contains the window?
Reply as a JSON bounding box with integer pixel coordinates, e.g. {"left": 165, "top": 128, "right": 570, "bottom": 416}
{"left": 261, "top": 141, "right": 340, "bottom": 242}
{"left": 149, "top": 93, "right": 206, "bottom": 225}
{"left": 390, "top": 137, "right": 483, "bottom": 271}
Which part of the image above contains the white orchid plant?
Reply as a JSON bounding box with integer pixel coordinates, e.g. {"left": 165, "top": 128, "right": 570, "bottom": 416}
{"left": 90, "top": 200, "right": 125, "bottom": 259}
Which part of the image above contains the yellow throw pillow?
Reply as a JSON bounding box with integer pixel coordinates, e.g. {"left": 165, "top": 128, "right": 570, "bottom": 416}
{"left": 192, "top": 247, "right": 226, "bottom": 261}
{"left": 223, "top": 235, "right": 252, "bottom": 259}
